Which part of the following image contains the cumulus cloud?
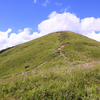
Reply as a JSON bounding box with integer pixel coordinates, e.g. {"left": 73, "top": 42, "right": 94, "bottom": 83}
{"left": 48, "top": 11, "right": 58, "bottom": 18}
{"left": 85, "top": 31, "right": 100, "bottom": 41}
{"left": 0, "top": 11, "right": 100, "bottom": 50}
{"left": 38, "top": 11, "right": 100, "bottom": 42}
{"left": 0, "top": 28, "right": 12, "bottom": 49}
{"left": 38, "top": 11, "right": 80, "bottom": 34}
{"left": 0, "top": 28, "right": 41, "bottom": 50}
{"left": 42, "top": 0, "right": 50, "bottom": 7}
{"left": 80, "top": 17, "right": 100, "bottom": 34}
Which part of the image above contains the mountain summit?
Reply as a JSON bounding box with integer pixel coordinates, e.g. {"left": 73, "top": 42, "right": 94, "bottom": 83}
{"left": 0, "top": 31, "right": 100, "bottom": 99}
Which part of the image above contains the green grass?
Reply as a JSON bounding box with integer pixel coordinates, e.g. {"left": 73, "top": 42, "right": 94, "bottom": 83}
{"left": 0, "top": 32, "right": 60, "bottom": 78}
{"left": 60, "top": 31, "right": 100, "bottom": 62}
{"left": 1, "top": 59, "right": 100, "bottom": 99}
{"left": 0, "top": 31, "right": 100, "bottom": 99}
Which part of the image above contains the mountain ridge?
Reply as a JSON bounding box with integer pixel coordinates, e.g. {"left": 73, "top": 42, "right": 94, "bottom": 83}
{"left": 0, "top": 31, "right": 100, "bottom": 78}
{"left": 1, "top": 31, "right": 100, "bottom": 99}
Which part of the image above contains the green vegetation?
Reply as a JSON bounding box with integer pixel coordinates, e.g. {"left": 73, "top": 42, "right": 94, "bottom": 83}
{"left": 0, "top": 32, "right": 60, "bottom": 78}
{"left": 0, "top": 31, "right": 100, "bottom": 99}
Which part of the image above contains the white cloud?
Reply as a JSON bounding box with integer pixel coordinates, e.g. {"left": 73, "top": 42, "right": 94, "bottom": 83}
{"left": 42, "top": 0, "right": 50, "bottom": 7}
{"left": 48, "top": 11, "right": 58, "bottom": 18}
{"left": 0, "top": 28, "right": 41, "bottom": 50}
{"left": 0, "top": 28, "right": 12, "bottom": 49}
{"left": 34, "top": 0, "right": 37, "bottom": 3}
{"left": 38, "top": 11, "right": 80, "bottom": 34}
{"left": 80, "top": 17, "right": 100, "bottom": 34}
{"left": 55, "top": 2, "right": 62, "bottom": 6}
{"left": 0, "top": 11, "right": 100, "bottom": 50}
{"left": 85, "top": 31, "right": 100, "bottom": 41}
{"left": 18, "top": 29, "right": 22, "bottom": 32}
{"left": 38, "top": 11, "right": 100, "bottom": 42}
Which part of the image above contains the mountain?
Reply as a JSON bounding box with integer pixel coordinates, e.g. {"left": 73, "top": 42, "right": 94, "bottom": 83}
{"left": 0, "top": 31, "right": 100, "bottom": 99}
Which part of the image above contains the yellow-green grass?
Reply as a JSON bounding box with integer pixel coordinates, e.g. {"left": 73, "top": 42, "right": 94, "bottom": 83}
{"left": 0, "top": 31, "right": 100, "bottom": 99}
{"left": 0, "top": 32, "right": 60, "bottom": 78}
{"left": 1, "top": 57, "right": 100, "bottom": 99}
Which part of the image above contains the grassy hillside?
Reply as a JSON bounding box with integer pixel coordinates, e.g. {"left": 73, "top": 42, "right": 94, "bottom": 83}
{"left": 0, "top": 32, "right": 60, "bottom": 78}
{"left": 0, "top": 31, "right": 100, "bottom": 99}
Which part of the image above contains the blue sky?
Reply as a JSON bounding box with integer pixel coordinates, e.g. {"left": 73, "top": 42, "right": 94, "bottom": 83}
{"left": 0, "top": 0, "right": 100, "bottom": 50}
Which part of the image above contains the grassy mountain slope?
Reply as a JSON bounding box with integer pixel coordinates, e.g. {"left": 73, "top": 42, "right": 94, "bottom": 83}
{"left": 0, "top": 32, "right": 60, "bottom": 78}
{"left": 1, "top": 31, "right": 100, "bottom": 99}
